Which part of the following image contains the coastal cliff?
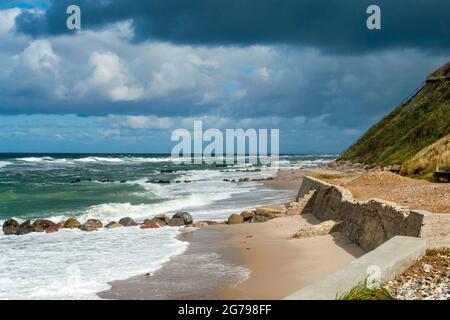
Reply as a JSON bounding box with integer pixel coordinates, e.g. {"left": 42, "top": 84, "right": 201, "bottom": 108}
{"left": 339, "top": 61, "right": 450, "bottom": 179}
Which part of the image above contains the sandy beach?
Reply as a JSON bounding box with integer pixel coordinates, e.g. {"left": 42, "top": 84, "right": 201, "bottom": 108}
{"left": 99, "top": 168, "right": 366, "bottom": 299}
{"left": 212, "top": 216, "right": 365, "bottom": 299}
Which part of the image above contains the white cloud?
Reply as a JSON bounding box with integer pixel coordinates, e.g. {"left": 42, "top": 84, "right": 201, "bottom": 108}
{"left": 147, "top": 52, "right": 219, "bottom": 98}
{"left": 13, "top": 39, "right": 60, "bottom": 72}
{"left": 0, "top": 8, "right": 21, "bottom": 36}
{"left": 79, "top": 51, "right": 144, "bottom": 101}
{"left": 101, "top": 114, "right": 309, "bottom": 131}
{"left": 118, "top": 115, "right": 175, "bottom": 129}
{"left": 254, "top": 67, "right": 271, "bottom": 81}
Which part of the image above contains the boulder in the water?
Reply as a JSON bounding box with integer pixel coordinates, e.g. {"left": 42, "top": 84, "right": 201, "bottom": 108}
{"left": 32, "top": 219, "right": 57, "bottom": 232}
{"left": 152, "top": 214, "right": 170, "bottom": 224}
{"left": 16, "top": 220, "right": 33, "bottom": 235}
{"left": 63, "top": 218, "right": 81, "bottom": 229}
{"left": 2, "top": 219, "right": 20, "bottom": 235}
{"left": 167, "top": 218, "right": 185, "bottom": 227}
{"left": 46, "top": 225, "right": 60, "bottom": 233}
{"left": 81, "top": 219, "right": 103, "bottom": 232}
{"left": 172, "top": 212, "right": 193, "bottom": 225}
{"left": 140, "top": 220, "right": 165, "bottom": 229}
{"left": 105, "top": 222, "right": 123, "bottom": 229}
{"left": 118, "top": 217, "right": 137, "bottom": 227}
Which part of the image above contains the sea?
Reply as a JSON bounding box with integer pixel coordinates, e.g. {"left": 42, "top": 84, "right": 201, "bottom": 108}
{"left": 0, "top": 153, "right": 336, "bottom": 299}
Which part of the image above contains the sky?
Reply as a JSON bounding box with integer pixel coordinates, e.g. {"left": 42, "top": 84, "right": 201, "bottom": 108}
{"left": 0, "top": 0, "right": 449, "bottom": 153}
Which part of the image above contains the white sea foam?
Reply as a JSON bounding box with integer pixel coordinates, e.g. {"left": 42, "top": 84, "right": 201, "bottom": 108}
{"left": 11, "top": 156, "right": 172, "bottom": 165}
{"left": 0, "top": 161, "right": 12, "bottom": 168}
{"left": 74, "top": 157, "right": 125, "bottom": 163}
{"left": 16, "top": 157, "right": 54, "bottom": 162}
{"left": 0, "top": 154, "right": 327, "bottom": 299}
{"left": 0, "top": 227, "right": 188, "bottom": 299}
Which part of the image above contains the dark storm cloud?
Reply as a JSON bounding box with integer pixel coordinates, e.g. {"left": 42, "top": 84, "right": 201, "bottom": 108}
{"left": 15, "top": 0, "right": 450, "bottom": 53}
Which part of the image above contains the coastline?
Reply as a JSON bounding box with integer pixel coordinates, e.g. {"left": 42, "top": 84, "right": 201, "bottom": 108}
{"left": 99, "top": 167, "right": 366, "bottom": 300}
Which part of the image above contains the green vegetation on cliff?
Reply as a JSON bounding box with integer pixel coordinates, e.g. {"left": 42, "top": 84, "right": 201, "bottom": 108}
{"left": 339, "top": 61, "right": 450, "bottom": 178}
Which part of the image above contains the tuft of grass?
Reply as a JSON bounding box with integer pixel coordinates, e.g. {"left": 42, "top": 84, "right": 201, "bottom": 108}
{"left": 336, "top": 279, "right": 396, "bottom": 300}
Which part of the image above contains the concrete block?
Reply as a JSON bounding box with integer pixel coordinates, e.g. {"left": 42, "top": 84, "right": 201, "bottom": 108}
{"left": 284, "top": 236, "right": 426, "bottom": 300}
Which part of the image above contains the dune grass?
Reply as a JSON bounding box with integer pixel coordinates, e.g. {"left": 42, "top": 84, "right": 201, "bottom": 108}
{"left": 336, "top": 279, "right": 395, "bottom": 300}
{"left": 401, "top": 135, "right": 450, "bottom": 179}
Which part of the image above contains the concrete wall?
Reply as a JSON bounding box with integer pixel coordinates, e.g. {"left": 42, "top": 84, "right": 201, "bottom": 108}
{"left": 297, "top": 176, "right": 450, "bottom": 251}
{"left": 285, "top": 236, "right": 427, "bottom": 300}
{"left": 411, "top": 210, "right": 450, "bottom": 248}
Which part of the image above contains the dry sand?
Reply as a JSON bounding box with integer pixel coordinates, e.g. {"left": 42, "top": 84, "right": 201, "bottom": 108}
{"left": 211, "top": 215, "right": 365, "bottom": 299}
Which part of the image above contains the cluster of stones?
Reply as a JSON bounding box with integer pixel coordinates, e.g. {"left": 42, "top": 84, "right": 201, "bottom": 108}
{"left": 1, "top": 212, "right": 211, "bottom": 236}
{"left": 384, "top": 249, "right": 450, "bottom": 300}
{"left": 2, "top": 199, "right": 306, "bottom": 236}
{"left": 226, "top": 201, "right": 303, "bottom": 225}
{"left": 223, "top": 177, "right": 274, "bottom": 183}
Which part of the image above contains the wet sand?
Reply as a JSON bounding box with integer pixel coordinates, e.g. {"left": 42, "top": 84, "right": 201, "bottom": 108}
{"left": 98, "top": 228, "right": 246, "bottom": 299}
{"left": 99, "top": 215, "right": 364, "bottom": 300}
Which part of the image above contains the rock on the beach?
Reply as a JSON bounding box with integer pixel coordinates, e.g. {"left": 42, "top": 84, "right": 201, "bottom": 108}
{"left": 286, "top": 201, "right": 304, "bottom": 215}
{"left": 81, "top": 219, "right": 103, "bottom": 232}
{"left": 172, "top": 212, "right": 193, "bottom": 225}
{"left": 240, "top": 211, "right": 255, "bottom": 221}
{"left": 32, "top": 219, "right": 57, "bottom": 232}
{"left": 105, "top": 222, "right": 123, "bottom": 229}
{"left": 63, "top": 218, "right": 81, "bottom": 229}
{"left": 251, "top": 215, "right": 270, "bottom": 223}
{"left": 16, "top": 220, "right": 33, "bottom": 235}
{"left": 291, "top": 220, "right": 342, "bottom": 239}
{"left": 118, "top": 217, "right": 137, "bottom": 227}
{"left": 167, "top": 218, "right": 185, "bottom": 227}
{"left": 2, "top": 219, "right": 20, "bottom": 235}
{"left": 140, "top": 220, "right": 165, "bottom": 229}
{"left": 255, "top": 205, "right": 286, "bottom": 219}
{"left": 228, "top": 214, "right": 244, "bottom": 224}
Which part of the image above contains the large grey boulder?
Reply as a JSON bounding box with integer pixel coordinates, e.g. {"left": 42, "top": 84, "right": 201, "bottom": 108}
{"left": 118, "top": 217, "right": 137, "bottom": 227}
{"left": 172, "top": 212, "right": 193, "bottom": 225}
{"left": 16, "top": 220, "right": 33, "bottom": 235}
{"left": 81, "top": 219, "right": 103, "bottom": 232}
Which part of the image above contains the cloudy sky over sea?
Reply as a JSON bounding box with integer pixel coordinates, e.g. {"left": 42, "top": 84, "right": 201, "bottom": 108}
{"left": 0, "top": 0, "right": 449, "bottom": 153}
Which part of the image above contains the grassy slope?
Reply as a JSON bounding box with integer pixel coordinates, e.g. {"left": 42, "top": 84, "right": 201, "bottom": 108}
{"left": 402, "top": 134, "right": 450, "bottom": 179}
{"left": 339, "top": 62, "right": 450, "bottom": 172}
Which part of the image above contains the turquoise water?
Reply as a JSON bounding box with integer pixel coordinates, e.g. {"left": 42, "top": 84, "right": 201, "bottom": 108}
{"left": 0, "top": 153, "right": 335, "bottom": 220}
{"left": 0, "top": 153, "right": 335, "bottom": 299}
